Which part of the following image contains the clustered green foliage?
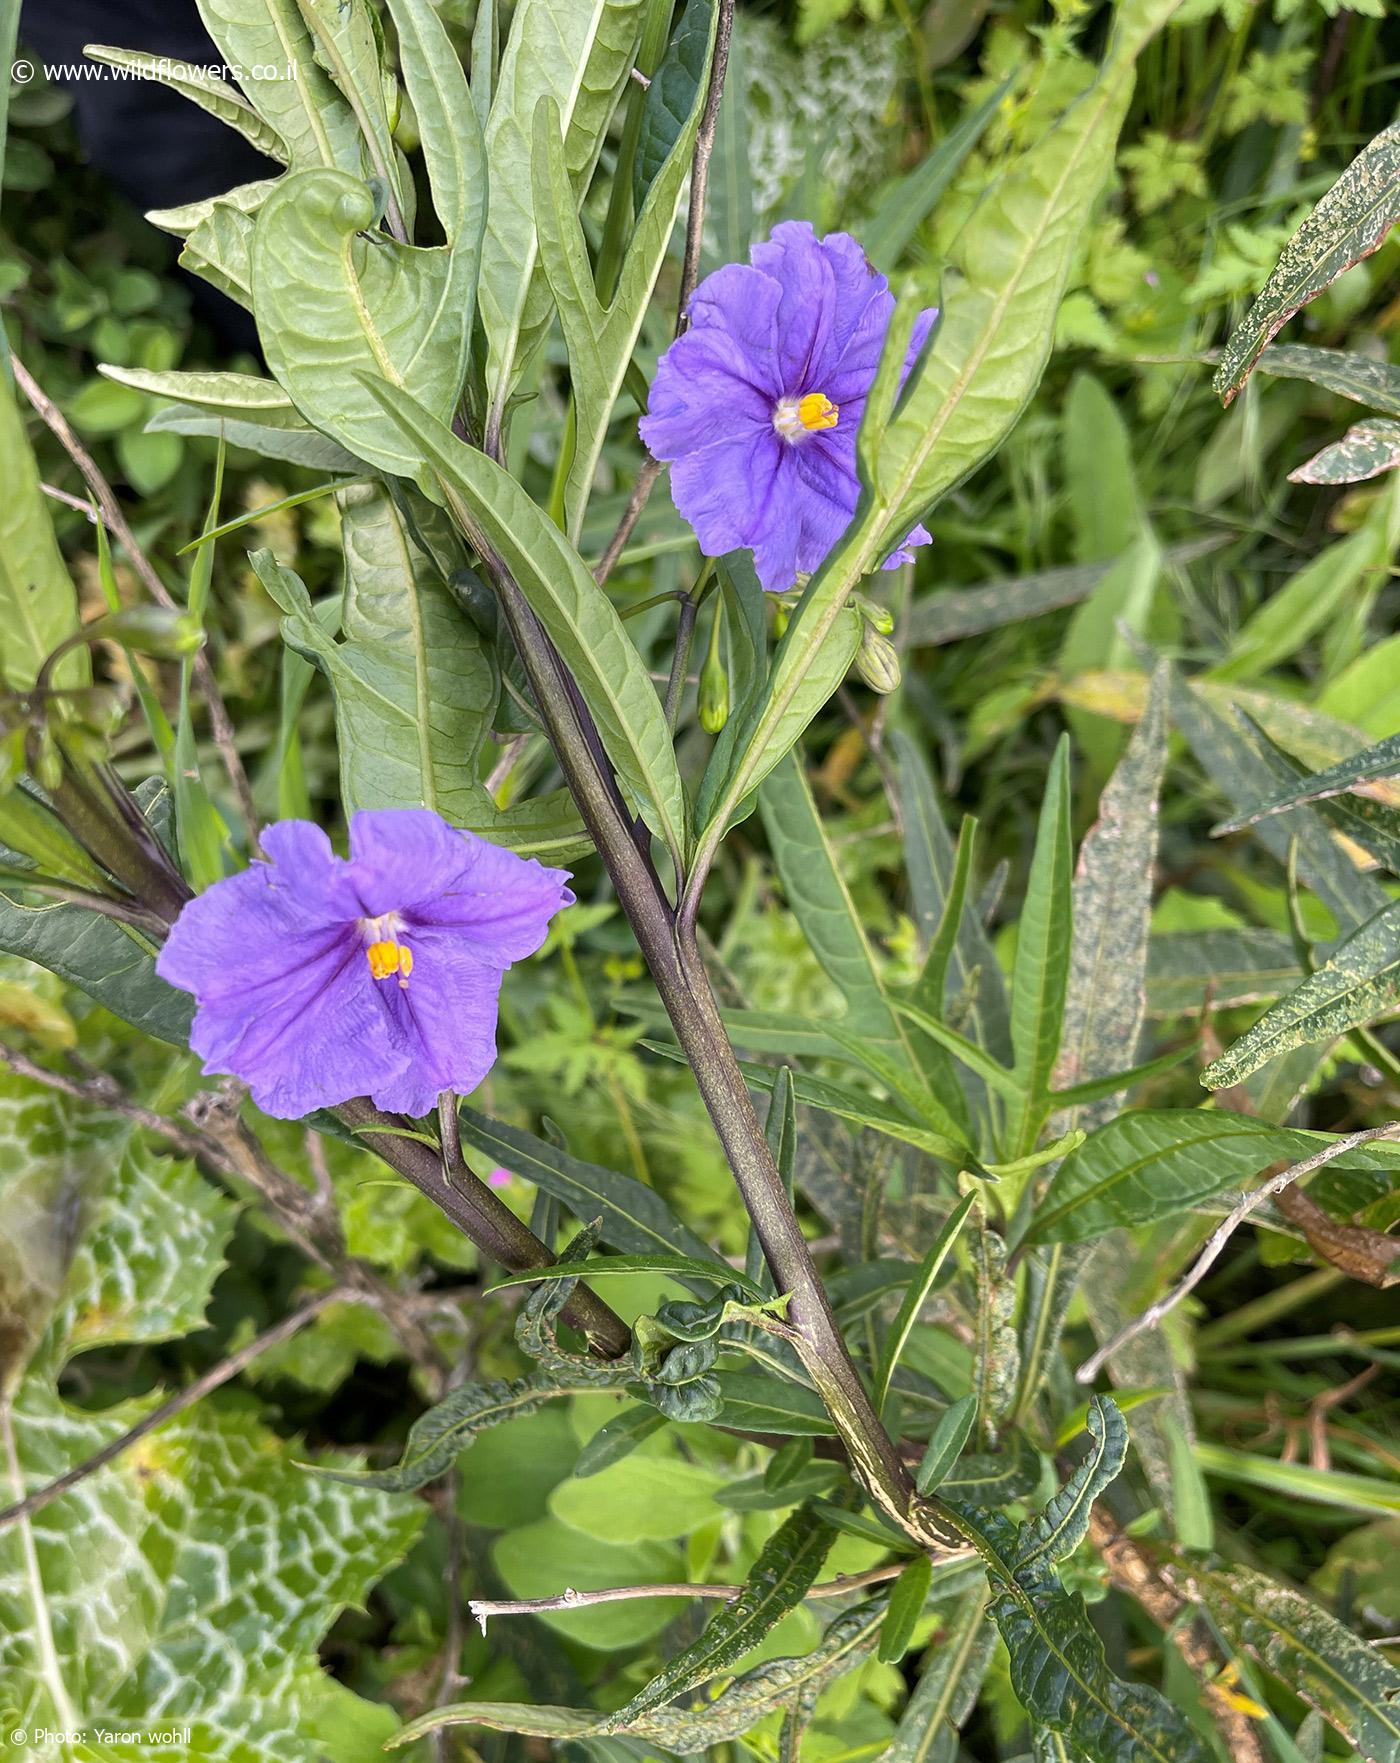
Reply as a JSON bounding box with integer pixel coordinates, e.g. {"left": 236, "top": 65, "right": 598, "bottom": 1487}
{"left": 2, "top": 1, "right": 1400, "bottom": 1761}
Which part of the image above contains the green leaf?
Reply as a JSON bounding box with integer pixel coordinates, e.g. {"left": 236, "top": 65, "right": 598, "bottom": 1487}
{"left": 1146, "top": 929, "right": 1301, "bottom": 1018}
{"left": 632, "top": 0, "right": 712, "bottom": 205}
{"left": 1214, "top": 119, "right": 1400, "bottom": 404}
{"left": 533, "top": 3, "right": 715, "bottom": 541}
{"left": 703, "top": 9, "right": 751, "bottom": 273}
{"left": 874, "top": 1196, "right": 976, "bottom": 1414}
{"left": 956, "top": 1494, "right": 1210, "bottom": 1763}
{"left": 479, "top": 0, "right": 647, "bottom": 428}
{"left": 1257, "top": 342, "right": 1400, "bottom": 415}
{"left": 1201, "top": 901, "right": 1400, "bottom": 1088}
{"left": 84, "top": 44, "right": 290, "bottom": 160}
{"left": 0, "top": 1092, "right": 418, "bottom": 1759}
{"left": 294, "top": 0, "right": 407, "bottom": 233}
{"left": 1241, "top": 717, "right": 1400, "bottom": 875}
{"left": 1215, "top": 728, "right": 1400, "bottom": 832}
{"left": 880, "top": 1555, "right": 934, "bottom": 1663}
{"left": 885, "top": 1587, "right": 994, "bottom": 1763}
{"left": 1291, "top": 417, "right": 1400, "bottom": 485}
{"left": 1212, "top": 524, "right": 1386, "bottom": 684}
{"left": 605, "top": 1501, "right": 837, "bottom": 1725}
{"left": 313, "top": 1376, "right": 584, "bottom": 1492}
{"left": 1026, "top": 1109, "right": 1400, "bottom": 1245}
{"left": 1187, "top": 1562, "right": 1400, "bottom": 1762}
{"left": 1164, "top": 1421, "right": 1213, "bottom": 1553}
{"left": 0, "top": 367, "right": 84, "bottom": 691}
{"left": 712, "top": 1370, "right": 835, "bottom": 1437}
{"left": 489, "top": 1253, "right": 765, "bottom": 1297}
{"left": 1014, "top": 1394, "right": 1126, "bottom": 1571}
{"left": 915, "top": 1394, "right": 978, "bottom": 1495}
{"left": 194, "top": 0, "right": 363, "bottom": 169}
{"left": 455, "top": 1103, "right": 725, "bottom": 1264}
{"left": 393, "top": 1596, "right": 891, "bottom": 1751}
{"left": 363, "top": 380, "right": 690, "bottom": 865}
{"left": 173, "top": 450, "right": 233, "bottom": 890}
{"left": 252, "top": 157, "right": 482, "bottom": 479}
{"left": 864, "top": 79, "right": 1011, "bottom": 273}
{"left": 759, "top": 752, "right": 914, "bottom": 1054}
{"left": 1006, "top": 736, "right": 1073, "bottom": 1156}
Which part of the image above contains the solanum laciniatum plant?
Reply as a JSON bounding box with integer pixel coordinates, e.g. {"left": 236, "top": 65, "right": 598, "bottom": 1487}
{"left": 2, "top": 0, "right": 1400, "bottom": 1759}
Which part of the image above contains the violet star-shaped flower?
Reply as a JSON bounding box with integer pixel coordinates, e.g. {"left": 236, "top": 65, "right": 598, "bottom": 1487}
{"left": 640, "top": 221, "right": 938, "bottom": 593}
{"left": 157, "top": 808, "right": 572, "bottom": 1119}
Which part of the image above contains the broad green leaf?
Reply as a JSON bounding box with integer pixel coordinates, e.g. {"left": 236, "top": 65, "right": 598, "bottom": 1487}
{"left": 160, "top": 176, "right": 278, "bottom": 309}
{"left": 294, "top": 0, "right": 407, "bottom": 232}
{"left": 885, "top": 1586, "right": 994, "bottom": 1763}
{"left": 864, "top": 79, "right": 1010, "bottom": 273}
{"left": 0, "top": 1093, "right": 417, "bottom": 1761}
{"left": 99, "top": 363, "right": 312, "bottom": 429}
{"left": 632, "top": 0, "right": 712, "bottom": 205}
{"left": 455, "top": 1103, "right": 725, "bottom": 1264}
{"left": 84, "top": 44, "right": 289, "bottom": 160}
{"left": 382, "top": 0, "right": 482, "bottom": 254}
{"left": 0, "top": 369, "right": 83, "bottom": 691}
{"left": 252, "top": 154, "right": 482, "bottom": 478}
{"left": 1214, "top": 120, "right": 1400, "bottom": 403}
{"left": 1063, "top": 375, "right": 1142, "bottom": 563}
{"left": 605, "top": 1502, "right": 837, "bottom": 1725}
{"left": 1006, "top": 736, "right": 1073, "bottom": 1157}
{"left": 874, "top": 1196, "right": 976, "bottom": 1414}
{"left": 258, "top": 491, "right": 493, "bottom": 815}
{"left": 1201, "top": 901, "right": 1400, "bottom": 1089}
{"left": 759, "top": 752, "right": 913, "bottom": 1051}
{"left": 549, "top": 1451, "right": 725, "bottom": 1542}
{"left": 1145, "top": 929, "right": 1300, "bottom": 1019}
{"left": 533, "top": 1, "right": 715, "bottom": 540}
{"left": 363, "top": 380, "right": 689, "bottom": 863}
{"left": 1258, "top": 342, "right": 1400, "bottom": 414}
{"left": 315, "top": 1376, "right": 587, "bottom": 1492}
{"left": 479, "top": 0, "right": 647, "bottom": 429}
{"left": 1188, "top": 1562, "right": 1400, "bottom": 1763}
{"left": 880, "top": 1555, "right": 934, "bottom": 1663}
{"left": 195, "top": 0, "right": 363, "bottom": 169}
{"left": 1215, "top": 728, "right": 1400, "bottom": 831}
{"left": 1291, "top": 417, "right": 1400, "bottom": 486}
{"left": 1026, "top": 1109, "right": 1400, "bottom": 1246}
{"left": 145, "top": 401, "right": 366, "bottom": 472}
{"left": 713, "top": 1370, "right": 835, "bottom": 1436}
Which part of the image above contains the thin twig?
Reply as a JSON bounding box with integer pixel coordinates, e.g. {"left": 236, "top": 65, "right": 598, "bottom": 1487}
{"left": 467, "top": 1561, "right": 909, "bottom": 1627}
{"left": 664, "top": 592, "right": 700, "bottom": 731}
{"left": 1076, "top": 1124, "right": 1400, "bottom": 1383}
{"left": 11, "top": 353, "right": 261, "bottom": 853}
{"left": 592, "top": 456, "right": 664, "bottom": 585}
{"left": 0, "top": 1287, "right": 339, "bottom": 1535}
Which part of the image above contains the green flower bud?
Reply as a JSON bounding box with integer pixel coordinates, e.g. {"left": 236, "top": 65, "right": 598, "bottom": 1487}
{"left": 95, "top": 606, "right": 206, "bottom": 660}
{"left": 855, "top": 626, "right": 902, "bottom": 695}
{"left": 699, "top": 648, "right": 729, "bottom": 736}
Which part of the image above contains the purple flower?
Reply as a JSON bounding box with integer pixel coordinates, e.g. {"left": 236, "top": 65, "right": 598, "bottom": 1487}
{"left": 157, "top": 809, "right": 572, "bottom": 1120}
{"left": 640, "top": 222, "right": 938, "bottom": 593}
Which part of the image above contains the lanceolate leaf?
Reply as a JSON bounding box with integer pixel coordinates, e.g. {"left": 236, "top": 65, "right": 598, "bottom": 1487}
{"left": 1006, "top": 736, "right": 1074, "bottom": 1156}
{"left": 1201, "top": 901, "right": 1400, "bottom": 1090}
{"left": 875, "top": 1196, "right": 976, "bottom": 1414}
{"left": 1214, "top": 120, "right": 1400, "bottom": 404}
{"left": 1013, "top": 1395, "right": 1127, "bottom": 1571}
{"left": 313, "top": 1377, "right": 588, "bottom": 1492}
{"left": 885, "top": 1587, "right": 994, "bottom": 1763}
{"left": 605, "top": 1502, "right": 838, "bottom": 1725}
{"left": 0, "top": 369, "right": 84, "bottom": 692}
{"left": 479, "top": 0, "right": 647, "bottom": 429}
{"left": 1214, "top": 729, "right": 1400, "bottom": 832}
{"left": 1290, "top": 417, "right": 1400, "bottom": 486}
{"left": 1257, "top": 342, "right": 1400, "bottom": 414}
{"left": 1183, "top": 1563, "right": 1400, "bottom": 1763}
{"left": 632, "top": 0, "right": 713, "bottom": 205}
{"left": 363, "top": 380, "right": 689, "bottom": 865}
{"left": 195, "top": 0, "right": 363, "bottom": 170}
{"left": 454, "top": 1103, "right": 725, "bottom": 1264}
{"left": 880, "top": 1555, "right": 934, "bottom": 1663}
{"left": 1026, "top": 1109, "right": 1400, "bottom": 1245}
{"left": 84, "top": 45, "right": 290, "bottom": 160}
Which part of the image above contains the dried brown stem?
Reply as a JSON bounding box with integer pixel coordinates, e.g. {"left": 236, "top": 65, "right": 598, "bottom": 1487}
{"left": 0, "top": 1287, "right": 339, "bottom": 1536}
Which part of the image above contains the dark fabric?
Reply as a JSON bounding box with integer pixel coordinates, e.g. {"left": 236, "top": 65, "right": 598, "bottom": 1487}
{"left": 20, "top": 0, "right": 279, "bottom": 349}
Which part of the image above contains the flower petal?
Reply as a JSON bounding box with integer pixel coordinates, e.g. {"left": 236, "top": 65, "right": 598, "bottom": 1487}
{"left": 408, "top": 838, "right": 573, "bottom": 964}
{"left": 367, "top": 935, "right": 505, "bottom": 1116}
{"left": 641, "top": 327, "right": 773, "bottom": 462}
{"left": 750, "top": 221, "right": 837, "bottom": 392}
{"left": 346, "top": 808, "right": 481, "bottom": 916}
{"left": 881, "top": 522, "right": 932, "bottom": 569}
{"left": 669, "top": 429, "right": 786, "bottom": 562}
{"left": 185, "top": 928, "right": 408, "bottom": 1119}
